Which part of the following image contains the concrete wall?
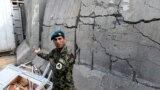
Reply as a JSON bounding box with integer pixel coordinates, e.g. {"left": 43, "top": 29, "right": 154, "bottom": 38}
{"left": 22, "top": 0, "right": 160, "bottom": 90}
{"left": 24, "top": 0, "right": 39, "bottom": 48}
{"left": 41, "top": 0, "right": 80, "bottom": 52}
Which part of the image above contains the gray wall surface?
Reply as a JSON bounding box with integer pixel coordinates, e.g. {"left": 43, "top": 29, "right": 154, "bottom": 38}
{"left": 24, "top": 0, "right": 39, "bottom": 48}
{"left": 22, "top": 0, "right": 160, "bottom": 90}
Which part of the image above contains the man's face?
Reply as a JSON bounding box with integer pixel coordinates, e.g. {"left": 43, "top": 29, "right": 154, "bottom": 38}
{"left": 53, "top": 36, "right": 66, "bottom": 49}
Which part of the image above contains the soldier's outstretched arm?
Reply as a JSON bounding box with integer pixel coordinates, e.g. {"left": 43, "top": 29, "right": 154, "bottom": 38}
{"left": 33, "top": 48, "right": 50, "bottom": 60}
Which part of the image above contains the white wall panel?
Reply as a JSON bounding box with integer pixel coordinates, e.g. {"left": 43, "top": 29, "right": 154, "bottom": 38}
{"left": 0, "top": 0, "right": 15, "bottom": 52}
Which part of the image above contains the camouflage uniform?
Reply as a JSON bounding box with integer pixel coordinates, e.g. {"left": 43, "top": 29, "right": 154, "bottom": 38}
{"left": 38, "top": 45, "right": 75, "bottom": 90}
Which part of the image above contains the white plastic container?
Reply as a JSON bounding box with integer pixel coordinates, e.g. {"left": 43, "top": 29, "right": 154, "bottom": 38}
{"left": 0, "top": 65, "right": 53, "bottom": 90}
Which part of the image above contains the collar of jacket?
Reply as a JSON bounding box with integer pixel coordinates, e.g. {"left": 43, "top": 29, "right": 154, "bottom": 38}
{"left": 56, "top": 45, "right": 67, "bottom": 53}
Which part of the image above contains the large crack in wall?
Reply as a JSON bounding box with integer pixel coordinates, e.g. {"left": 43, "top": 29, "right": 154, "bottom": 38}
{"left": 78, "top": 16, "right": 160, "bottom": 89}
{"left": 37, "top": 0, "right": 160, "bottom": 89}
{"left": 73, "top": 0, "right": 160, "bottom": 89}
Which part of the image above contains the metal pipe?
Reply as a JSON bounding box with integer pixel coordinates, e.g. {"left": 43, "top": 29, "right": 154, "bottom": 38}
{"left": 47, "top": 70, "right": 53, "bottom": 80}
{"left": 42, "top": 63, "right": 50, "bottom": 77}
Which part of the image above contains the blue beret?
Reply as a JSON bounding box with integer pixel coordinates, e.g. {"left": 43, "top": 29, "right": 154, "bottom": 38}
{"left": 51, "top": 30, "right": 65, "bottom": 40}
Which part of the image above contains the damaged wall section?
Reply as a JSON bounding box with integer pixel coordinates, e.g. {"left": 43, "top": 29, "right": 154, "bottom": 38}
{"left": 74, "top": 0, "right": 160, "bottom": 90}
{"left": 21, "top": 0, "right": 160, "bottom": 90}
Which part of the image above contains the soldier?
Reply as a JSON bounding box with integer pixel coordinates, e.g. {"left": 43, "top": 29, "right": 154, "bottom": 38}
{"left": 34, "top": 30, "right": 75, "bottom": 90}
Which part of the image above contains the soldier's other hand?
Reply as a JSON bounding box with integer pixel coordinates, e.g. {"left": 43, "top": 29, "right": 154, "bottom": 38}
{"left": 33, "top": 48, "right": 41, "bottom": 54}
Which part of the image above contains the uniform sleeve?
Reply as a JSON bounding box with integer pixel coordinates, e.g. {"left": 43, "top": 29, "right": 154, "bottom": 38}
{"left": 68, "top": 53, "right": 75, "bottom": 65}
{"left": 59, "top": 52, "right": 75, "bottom": 68}
{"left": 37, "top": 50, "right": 53, "bottom": 60}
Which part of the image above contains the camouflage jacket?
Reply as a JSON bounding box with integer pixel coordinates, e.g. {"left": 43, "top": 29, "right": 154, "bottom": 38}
{"left": 38, "top": 45, "right": 75, "bottom": 90}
